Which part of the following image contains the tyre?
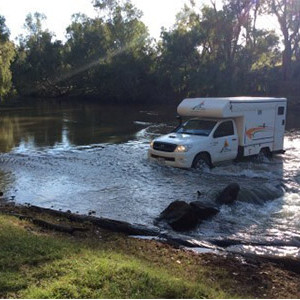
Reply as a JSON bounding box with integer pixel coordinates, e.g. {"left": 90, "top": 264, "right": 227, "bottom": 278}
{"left": 192, "top": 153, "right": 212, "bottom": 169}
{"left": 257, "top": 148, "right": 272, "bottom": 162}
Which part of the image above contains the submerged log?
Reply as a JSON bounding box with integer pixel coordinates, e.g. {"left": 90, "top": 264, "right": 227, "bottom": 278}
{"left": 7, "top": 212, "right": 88, "bottom": 234}
{"left": 26, "top": 205, "right": 160, "bottom": 236}
{"left": 32, "top": 218, "right": 88, "bottom": 234}
{"left": 90, "top": 217, "right": 160, "bottom": 236}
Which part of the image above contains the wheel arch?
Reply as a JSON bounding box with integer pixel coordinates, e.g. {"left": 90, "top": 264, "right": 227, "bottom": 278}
{"left": 259, "top": 146, "right": 272, "bottom": 157}
{"left": 192, "top": 151, "right": 213, "bottom": 168}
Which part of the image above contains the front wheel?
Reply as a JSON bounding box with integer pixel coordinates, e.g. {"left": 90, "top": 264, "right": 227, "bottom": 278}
{"left": 192, "top": 153, "right": 212, "bottom": 170}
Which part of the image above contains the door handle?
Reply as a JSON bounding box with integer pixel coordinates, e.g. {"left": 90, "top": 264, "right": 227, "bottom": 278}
{"left": 232, "top": 138, "right": 237, "bottom": 141}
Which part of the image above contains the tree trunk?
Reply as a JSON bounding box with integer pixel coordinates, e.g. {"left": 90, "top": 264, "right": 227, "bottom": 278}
{"left": 282, "top": 38, "right": 292, "bottom": 80}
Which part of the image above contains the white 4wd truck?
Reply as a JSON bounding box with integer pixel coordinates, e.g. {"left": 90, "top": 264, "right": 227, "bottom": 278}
{"left": 148, "top": 97, "right": 287, "bottom": 168}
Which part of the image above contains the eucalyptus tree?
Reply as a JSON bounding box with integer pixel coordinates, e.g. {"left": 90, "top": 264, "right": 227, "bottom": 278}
{"left": 0, "top": 16, "right": 10, "bottom": 42}
{"left": 202, "top": 0, "right": 266, "bottom": 93}
{"left": 264, "top": 0, "right": 300, "bottom": 80}
{"left": 157, "top": 4, "right": 205, "bottom": 99}
{"left": 158, "top": 0, "right": 280, "bottom": 98}
{"left": 83, "top": 0, "right": 155, "bottom": 102}
{"left": 0, "top": 16, "right": 15, "bottom": 101}
{"left": 158, "top": 1, "right": 255, "bottom": 97}
{"left": 12, "top": 13, "right": 65, "bottom": 97}
{"left": 64, "top": 13, "right": 112, "bottom": 96}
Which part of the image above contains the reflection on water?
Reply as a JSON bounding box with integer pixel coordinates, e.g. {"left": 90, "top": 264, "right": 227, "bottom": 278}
{"left": 0, "top": 100, "right": 300, "bottom": 260}
{"left": 0, "top": 102, "right": 176, "bottom": 153}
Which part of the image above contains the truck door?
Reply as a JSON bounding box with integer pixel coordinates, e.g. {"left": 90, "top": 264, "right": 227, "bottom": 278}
{"left": 211, "top": 120, "right": 238, "bottom": 162}
{"left": 273, "top": 105, "right": 286, "bottom": 151}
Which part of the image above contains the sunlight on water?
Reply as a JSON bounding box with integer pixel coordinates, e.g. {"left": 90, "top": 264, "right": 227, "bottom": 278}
{"left": 227, "top": 245, "right": 300, "bottom": 258}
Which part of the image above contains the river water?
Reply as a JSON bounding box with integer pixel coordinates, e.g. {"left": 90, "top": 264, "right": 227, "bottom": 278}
{"left": 0, "top": 100, "right": 299, "bottom": 259}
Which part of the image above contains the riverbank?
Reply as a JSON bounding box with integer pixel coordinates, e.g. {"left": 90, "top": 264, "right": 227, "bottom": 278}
{"left": 0, "top": 201, "right": 299, "bottom": 299}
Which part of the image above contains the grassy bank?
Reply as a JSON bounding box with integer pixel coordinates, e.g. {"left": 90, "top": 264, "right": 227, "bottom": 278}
{"left": 0, "top": 205, "right": 299, "bottom": 299}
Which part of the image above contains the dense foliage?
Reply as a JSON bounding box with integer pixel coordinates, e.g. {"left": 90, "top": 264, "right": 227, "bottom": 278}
{"left": 0, "top": 16, "right": 15, "bottom": 100}
{"left": 1, "top": 0, "right": 300, "bottom": 102}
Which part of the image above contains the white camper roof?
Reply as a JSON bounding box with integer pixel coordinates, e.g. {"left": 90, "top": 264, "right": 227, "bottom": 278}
{"left": 177, "top": 97, "right": 287, "bottom": 118}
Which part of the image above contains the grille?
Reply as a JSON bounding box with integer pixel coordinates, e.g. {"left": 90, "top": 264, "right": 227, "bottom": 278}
{"left": 153, "top": 142, "right": 177, "bottom": 152}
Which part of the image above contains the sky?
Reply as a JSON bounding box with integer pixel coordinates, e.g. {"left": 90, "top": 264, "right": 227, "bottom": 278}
{"left": 0, "top": 0, "right": 279, "bottom": 42}
{"left": 0, "top": 0, "right": 188, "bottom": 41}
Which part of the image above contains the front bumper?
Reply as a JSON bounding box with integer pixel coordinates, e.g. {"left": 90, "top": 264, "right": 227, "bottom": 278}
{"left": 148, "top": 148, "right": 192, "bottom": 168}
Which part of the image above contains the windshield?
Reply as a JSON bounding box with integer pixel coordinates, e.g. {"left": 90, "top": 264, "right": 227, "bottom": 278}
{"left": 175, "top": 119, "right": 217, "bottom": 136}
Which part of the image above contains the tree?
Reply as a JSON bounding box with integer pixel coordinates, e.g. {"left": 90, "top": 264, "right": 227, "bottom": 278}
{"left": 0, "top": 15, "right": 15, "bottom": 100}
{"left": 157, "top": 0, "right": 280, "bottom": 98}
{"left": 0, "top": 16, "right": 10, "bottom": 42}
{"left": 204, "top": 0, "right": 267, "bottom": 93}
{"left": 265, "top": 0, "right": 300, "bottom": 80}
{"left": 158, "top": 24, "right": 202, "bottom": 96}
{"left": 13, "top": 13, "right": 65, "bottom": 97}
{"left": 62, "top": 0, "right": 155, "bottom": 102}
{"left": 93, "top": 0, "right": 155, "bottom": 102}
{"left": 63, "top": 14, "right": 111, "bottom": 95}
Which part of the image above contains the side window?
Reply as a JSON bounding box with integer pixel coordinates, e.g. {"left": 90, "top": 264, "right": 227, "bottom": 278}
{"left": 213, "top": 121, "right": 234, "bottom": 138}
{"left": 278, "top": 106, "right": 285, "bottom": 115}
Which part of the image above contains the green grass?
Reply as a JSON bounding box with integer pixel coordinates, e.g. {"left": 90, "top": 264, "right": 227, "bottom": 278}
{"left": 21, "top": 254, "right": 212, "bottom": 299}
{"left": 0, "top": 214, "right": 234, "bottom": 299}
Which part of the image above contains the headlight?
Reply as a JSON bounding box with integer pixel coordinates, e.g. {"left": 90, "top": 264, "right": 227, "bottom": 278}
{"left": 175, "top": 145, "right": 191, "bottom": 152}
{"left": 150, "top": 141, "right": 154, "bottom": 148}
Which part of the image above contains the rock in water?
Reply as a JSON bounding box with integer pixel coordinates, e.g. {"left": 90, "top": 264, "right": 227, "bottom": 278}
{"left": 157, "top": 201, "right": 191, "bottom": 223}
{"left": 216, "top": 183, "right": 240, "bottom": 204}
{"left": 190, "top": 201, "right": 219, "bottom": 219}
{"left": 169, "top": 207, "right": 199, "bottom": 231}
{"left": 157, "top": 200, "right": 219, "bottom": 231}
{"left": 156, "top": 184, "right": 240, "bottom": 231}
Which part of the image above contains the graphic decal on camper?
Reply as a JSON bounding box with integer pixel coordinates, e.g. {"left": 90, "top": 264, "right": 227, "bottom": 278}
{"left": 220, "top": 139, "right": 231, "bottom": 153}
{"left": 245, "top": 125, "right": 273, "bottom": 139}
{"left": 192, "top": 101, "right": 205, "bottom": 111}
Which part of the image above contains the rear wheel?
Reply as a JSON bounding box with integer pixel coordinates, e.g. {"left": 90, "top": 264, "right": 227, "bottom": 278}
{"left": 257, "top": 148, "right": 272, "bottom": 162}
{"left": 192, "top": 153, "right": 212, "bottom": 170}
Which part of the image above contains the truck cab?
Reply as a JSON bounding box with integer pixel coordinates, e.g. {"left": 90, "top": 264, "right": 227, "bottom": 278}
{"left": 149, "top": 118, "right": 239, "bottom": 168}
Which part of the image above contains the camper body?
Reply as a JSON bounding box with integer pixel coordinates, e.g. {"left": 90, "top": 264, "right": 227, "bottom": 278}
{"left": 148, "top": 97, "right": 287, "bottom": 168}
